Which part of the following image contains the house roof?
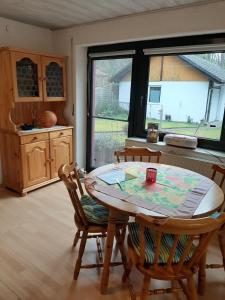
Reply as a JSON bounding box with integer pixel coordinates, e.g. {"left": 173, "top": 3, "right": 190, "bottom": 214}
{"left": 179, "top": 55, "right": 225, "bottom": 83}
{"left": 111, "top": 54, "right": 225, "bottom": 83}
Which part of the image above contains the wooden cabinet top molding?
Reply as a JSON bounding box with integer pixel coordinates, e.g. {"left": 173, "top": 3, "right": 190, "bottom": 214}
{"left": 0, "top": 46, "right": 67, "bottom": 60}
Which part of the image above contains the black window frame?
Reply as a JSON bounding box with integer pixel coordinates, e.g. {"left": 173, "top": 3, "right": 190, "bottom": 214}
{"left": 87, "top": 33, "right": 225, "bottom": 170}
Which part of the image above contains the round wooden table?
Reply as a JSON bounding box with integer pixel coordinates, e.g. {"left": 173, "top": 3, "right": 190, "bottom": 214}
{"left": 85, "top": 162, "right": 224, "bottom": 294}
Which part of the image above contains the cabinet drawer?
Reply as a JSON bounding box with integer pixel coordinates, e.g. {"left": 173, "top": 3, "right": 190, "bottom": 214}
{"left": 20, "top": 133, "right": 49, "bottom": 144}
{"left": 50, "top": 129, "right": 72, "bottom": 139}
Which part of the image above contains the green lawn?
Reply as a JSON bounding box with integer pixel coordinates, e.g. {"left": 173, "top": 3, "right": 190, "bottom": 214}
{"left": 146, "top": 120, "right": 197, "bottom": 129}
{"left": 94, "top": 118, "right": 221, "bottom": 140}
{"left": 94, "top": 118, "right": 127, "bottom": 132}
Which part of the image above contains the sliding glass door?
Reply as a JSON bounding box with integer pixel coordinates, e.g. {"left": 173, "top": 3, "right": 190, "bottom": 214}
{"left": 87, "top": 57, "right": 133, "bottom": 169}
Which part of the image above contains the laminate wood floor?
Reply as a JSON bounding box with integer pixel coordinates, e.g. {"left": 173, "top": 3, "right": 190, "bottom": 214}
{"left": 0, "top": 182, "right": 224, "bottom": 300}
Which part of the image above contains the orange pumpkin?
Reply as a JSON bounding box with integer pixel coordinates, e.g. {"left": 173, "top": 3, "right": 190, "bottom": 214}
{"left": 37, "top": 111, "right": 57, "bottom": 128}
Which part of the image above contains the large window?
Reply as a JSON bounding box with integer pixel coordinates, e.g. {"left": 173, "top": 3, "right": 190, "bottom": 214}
{"left": 145, "top": 54, "right": 225, "bottom": 141}
{"left": 87, "top": 34, "right": 225, "bottom": 169}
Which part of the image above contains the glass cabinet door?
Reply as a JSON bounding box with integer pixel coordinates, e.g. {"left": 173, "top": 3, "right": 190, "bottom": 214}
{"left": 11, "top": 52, "right": 43, "bottom": 102}
{"left": 41, "top": 57, "right": 66, "bottom": 102}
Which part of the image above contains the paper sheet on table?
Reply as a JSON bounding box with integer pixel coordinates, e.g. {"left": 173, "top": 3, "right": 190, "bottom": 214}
{"left": 97, "top": 169, "right": 136, "bottom": 185}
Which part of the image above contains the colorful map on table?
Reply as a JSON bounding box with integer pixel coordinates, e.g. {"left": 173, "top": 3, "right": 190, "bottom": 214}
{"left": 93, "top": 163, "right": 214, "bottom": 217}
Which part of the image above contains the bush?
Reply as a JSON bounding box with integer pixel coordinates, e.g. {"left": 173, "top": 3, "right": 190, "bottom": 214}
{"left": 187, "top": 115, "right": 193, "bottom": 123}
{"left": 95, "top": 100, "right": 128, "bottom": 117}
{"left": 94, "top": 133, "right": 125, "bottom": 151}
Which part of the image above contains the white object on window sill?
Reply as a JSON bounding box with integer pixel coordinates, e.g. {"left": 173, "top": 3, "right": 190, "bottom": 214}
{"left": 125, "top": 137, "right": 225, "bottom": 166}
{"left": 163, "top": 134, "right": 198, "bottom": 149}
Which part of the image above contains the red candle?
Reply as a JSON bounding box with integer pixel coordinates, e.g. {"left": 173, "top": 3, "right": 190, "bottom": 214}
{"left": 146, "top": 168, "right": 157, "bottom": 184}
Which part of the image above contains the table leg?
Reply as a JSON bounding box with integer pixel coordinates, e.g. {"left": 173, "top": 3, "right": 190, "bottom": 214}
{"left": 198, "top": 253, "right": 206, "bottom": 295}
{"left": 100, "top": 210, "right": 128, "bottom": 294}
{"left": 100, "top": 211, "right": 117, "bottom": 294}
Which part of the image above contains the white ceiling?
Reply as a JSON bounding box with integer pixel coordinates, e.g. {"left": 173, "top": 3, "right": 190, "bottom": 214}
{"left": 0, "top": 0, "right": 220, "bottom": 30}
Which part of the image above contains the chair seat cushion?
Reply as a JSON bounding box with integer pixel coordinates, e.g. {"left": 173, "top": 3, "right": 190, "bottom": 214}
{"left": 128, "top": 222, "right": 195, "bottom": 264}
{"left": 81, "top": 195, "right": 109, "bottom": 225}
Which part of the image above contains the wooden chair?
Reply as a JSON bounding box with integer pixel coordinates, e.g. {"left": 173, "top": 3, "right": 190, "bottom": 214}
{"left": 58, "top": 163, "right": 127, "bottom": 280}
{"left": 114, "top": 147, "right": 161, "bottom": 163}
{"left": 198, "top": 164, "right": 225, "bottom": 294}
{"left": 211, "top": 164, "right": 225, "bottom": 188}
{"left": 114, "top": 146, "right": 161, "bottom": 256}
{"left": 123, "top": 213, "right": 225, "bottom": 300}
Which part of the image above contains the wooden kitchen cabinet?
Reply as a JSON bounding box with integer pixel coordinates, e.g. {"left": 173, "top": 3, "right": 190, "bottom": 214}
{"left": 21, "top": 140, "right": 51, "bottom": 187}
{"left": 0, "top": 47, "right": 73, "bottom": 196}
{"left": 50, "top": 136, "right": 73, "bottom": 178}
{"left": 11, "top": 51, "right": 43, "bottom": 102}
{"left": 19, "top": 128, "right": 73, "bottom": 194}
{"left": 3, "top": 47, "right": 67, "bottom": 103}
{"left": 1, "top": 128, "right": 73, "bottom": 196}
{"left": 41, "top": 56, "right": 66, "bottom": 102}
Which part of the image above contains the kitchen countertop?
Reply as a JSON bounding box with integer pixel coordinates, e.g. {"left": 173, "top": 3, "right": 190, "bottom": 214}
{"left": 17, "top": 125, "right": 73, "bottom": 136}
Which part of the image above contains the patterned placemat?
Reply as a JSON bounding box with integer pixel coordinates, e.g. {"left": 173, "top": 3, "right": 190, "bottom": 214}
{"left": 86, "top": 164, "right": 214, "bottom": 218}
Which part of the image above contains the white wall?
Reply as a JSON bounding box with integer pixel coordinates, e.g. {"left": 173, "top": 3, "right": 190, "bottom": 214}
{"left": 0, "top": 17, "right": 53, "bottom": 52}
{"left": 0, "top": 17, "right": 53, "bottom": 184}
{"left": 52, "top": 0, "right": 225, "bottom": 167}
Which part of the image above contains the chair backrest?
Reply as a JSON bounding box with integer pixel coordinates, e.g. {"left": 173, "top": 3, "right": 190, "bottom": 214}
{"left": 211, "top": 164, "right": 225, "bottom": 188}
{"left": 134, "top": 213, "right": 225, "bottom": 278}
{"left": 58, "top": 163, "right": 88, "bottom": 227}
{"left": 114, "top": 147, "right": 162, "bottom": 163}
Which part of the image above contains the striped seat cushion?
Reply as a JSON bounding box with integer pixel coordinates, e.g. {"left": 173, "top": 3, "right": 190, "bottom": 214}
{"left": 128, "top": 222, "right": 195, "bottom": 264}
{"left": 81, "top": 195, "right": 109, "bottom": 225}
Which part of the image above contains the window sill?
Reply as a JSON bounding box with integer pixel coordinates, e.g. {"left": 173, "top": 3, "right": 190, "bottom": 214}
{"left": 126, "top": 137, "right": 225, "bottom": 165}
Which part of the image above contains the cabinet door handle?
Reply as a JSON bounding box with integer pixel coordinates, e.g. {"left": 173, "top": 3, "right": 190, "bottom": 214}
{"left": 59, "top": 132, "right": 64, "bottom": 136}
{"left": 32, "top": 137, "right": 38, "bottom": 141}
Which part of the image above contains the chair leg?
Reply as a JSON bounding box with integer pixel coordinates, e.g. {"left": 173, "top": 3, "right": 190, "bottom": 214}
{"left": 113, "top": 226, "right": 126, "bottom": 259}
{"left": 115, "top": 227, "right": 128, "bottom": 273}
{"left": 218, "top": 230, "right": 225, "bottom": 270}
{"left": 123, "top": 258, "right": 136, "bottom": 300}
{"left": 121, "top": 226, "right": 127, "bottom": 244}
{"left": 187, "top": 275, "right": 198, "bottom": 300}
{"left": 140, "top": 275, "right": 151, "bottom": 300}
{"left": 74, "top": 230, "right": 88, "bottom": 280}
{"left": 171, "top": 280, "right": 180, "bottom": 300}
{"left": 122, "top": 257, "right": 133, "bottom": 282}
{"left": 198, "top": 253, "right": 206, "bottom": 295}
{"left": 96, "top": 236, "right": 103, "bottom": 264}
{"left": 178, "top": 279, "right": 189, "bottom": 298}
{"left": 73, "top": 229, "right": 80, "bottom": 248}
